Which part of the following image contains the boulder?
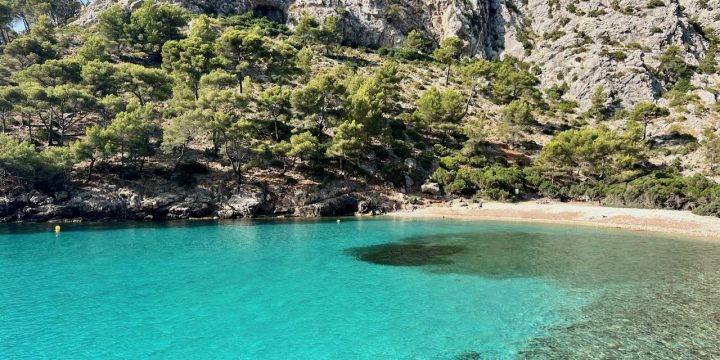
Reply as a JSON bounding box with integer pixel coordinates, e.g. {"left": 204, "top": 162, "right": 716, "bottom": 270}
{"left": 297, "top": 194, "right": 359, "bottom": 217}
{"left": 65, "top": 191, "right": 126, "bottom": 220}
{"left": 29, "top": 194, "right": 53, "bottom": 206}
{"left": 141, "top": 193, "right": 183, "bottom": 212}
{"left": 167, "top": 202, "right": 212, "bottom": 219}
{"left": 696, "top": 89, "right": 717, "bottom": 106}
{"left": 23, "top": 205, "right": 75, "bottom": 222}
{"left": 54, "top": 191, "right": 70, "bottom": 201}
{"left": 404, "top": 175, "right": 414, "bottom": 188}
{"left": 227, "top": 185, "right": 266, "bottom": 217}
{"left": 421, "top": 182, "right": 442, "bottom": 195}
{"left": 0, "top": 197, "right": 17, "bottom": 217}
{"left": 358, "top": 200, "right": 374, "bottom": 214}
{"left": 404, "top": 158, "right": 417, "bottom": 171}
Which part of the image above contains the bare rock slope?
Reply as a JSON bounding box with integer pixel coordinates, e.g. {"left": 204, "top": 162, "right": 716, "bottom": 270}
{"left": 74, "top": 0, "right": 720, "bottom": 107}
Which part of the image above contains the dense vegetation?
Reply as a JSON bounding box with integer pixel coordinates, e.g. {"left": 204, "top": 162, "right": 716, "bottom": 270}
{"left": 2, "top": 0, "right": 720, "bottom": 216}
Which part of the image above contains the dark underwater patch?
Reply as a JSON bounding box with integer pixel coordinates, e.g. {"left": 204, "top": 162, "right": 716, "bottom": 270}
{"left": 455, "top": 351, "right": 482, "bottom": 360}
{"left": 345, "top": 243, "right": 465, "bottom": 266}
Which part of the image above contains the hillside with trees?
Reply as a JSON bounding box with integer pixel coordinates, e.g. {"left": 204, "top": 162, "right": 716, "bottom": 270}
{"left": 3, "top": 0, "right": 720, "bottom": 221}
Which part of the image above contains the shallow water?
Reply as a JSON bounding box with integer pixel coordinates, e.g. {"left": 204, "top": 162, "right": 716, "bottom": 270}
{"left": 1, "top": 218, "right": 719, "bottom": 359}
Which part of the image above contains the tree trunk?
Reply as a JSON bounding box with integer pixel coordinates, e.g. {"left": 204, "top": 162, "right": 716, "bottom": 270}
{"left": 47, "top": 123, "right": 53, "bottom": 146}
{"left": 21, "top": 15, "right": 30, "bottom": 32}
{"left": 211, "top": 130, "right": 221, "bottom": 158}
{"left": 59, "top": 123, "right": 65, "bottom": 146}
{"left": 25, "top": 114, "right": 32, "bottom": 141}
{"left": 465, "top": 82, "right": 477, "bottom": 115}
{"left": 316, "top": 113, "right": 325, "bottom": 140}
{"left": 238, "top": 72, "right": 244, "bottom": 94}
{"left": 168, "top": 146, "right": 186, "bottom": 178}
{"left": 132, "top": 90, "right": 145, "bottom": 106}
{"left": 445, "top": 64, "right": 451, "bottom": 86}
{"left": 86, "top": 158, "right": 95, "bottom": 183}
{"left": 274, "top": 119, "right": 279, "bottom": 142}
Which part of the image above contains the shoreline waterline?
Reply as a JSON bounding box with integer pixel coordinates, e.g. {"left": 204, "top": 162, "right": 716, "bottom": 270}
{"left": 387, "top": 200, "right": 720, "bottom": 240}
{"left": 3, "top": 199, "right": 719, "bottom": 240}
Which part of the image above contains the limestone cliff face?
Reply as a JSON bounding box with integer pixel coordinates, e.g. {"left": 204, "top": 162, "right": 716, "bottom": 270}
{"left": 76, "top": 0, "right": 492, "bottom": 53}
{"left": 287, "top": 0, "right": 490, "bottom": 54}
{"left": 508, "top": 0, "right": 712, "bottom": 108}
{"left": 75, "top": 0, "right": 720, "bottom": 108}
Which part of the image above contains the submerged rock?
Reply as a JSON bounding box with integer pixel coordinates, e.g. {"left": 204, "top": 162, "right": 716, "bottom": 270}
{"left": 345, "top": 242, "right": 465, "bottom": 266}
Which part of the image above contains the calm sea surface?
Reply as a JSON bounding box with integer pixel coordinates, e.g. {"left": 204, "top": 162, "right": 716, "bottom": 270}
{"left": 1, "top": 218, "right": 719, "bottom": 359}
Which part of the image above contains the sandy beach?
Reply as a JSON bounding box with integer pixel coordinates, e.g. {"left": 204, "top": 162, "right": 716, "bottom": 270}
{"left": 388, "top": 200, "right": 720, "bottom": 239}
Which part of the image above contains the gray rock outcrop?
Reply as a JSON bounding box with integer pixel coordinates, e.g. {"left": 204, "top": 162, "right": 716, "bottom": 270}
{"left": 0, "top": 179, "right": 399, "bottom": 223}
{"left": 73, "top": 0, "right": 720, "bottom": 108}
{"left": 421, "top": 182, "right": 441, "bottom": 195}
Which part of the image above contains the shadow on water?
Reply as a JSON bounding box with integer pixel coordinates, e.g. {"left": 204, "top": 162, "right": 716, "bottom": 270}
{"left": 347, "top": 231, "right": 720, "bottom": 287}
{"left": 346, "top": 229, "right": 720, "bottom": 359}
{"left": 345, "top": 243, "right": 466, "bottom": 266}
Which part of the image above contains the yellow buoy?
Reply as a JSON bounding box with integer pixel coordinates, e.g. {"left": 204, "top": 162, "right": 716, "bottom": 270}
{"left": 54, "top": 225, "right": 61, "bottom": 233}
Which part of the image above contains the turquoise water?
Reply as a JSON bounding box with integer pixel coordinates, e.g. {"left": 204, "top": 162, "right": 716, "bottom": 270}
{"left": 1, "top": 219, "right": 720, "bottom": 359}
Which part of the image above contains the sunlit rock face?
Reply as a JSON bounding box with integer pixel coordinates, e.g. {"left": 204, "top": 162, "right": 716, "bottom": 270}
{"left": 74, "top": 0, "right": 492, "bottom": 54}
{"left": 74, "top": 0, "right": 720, "bottom": 108}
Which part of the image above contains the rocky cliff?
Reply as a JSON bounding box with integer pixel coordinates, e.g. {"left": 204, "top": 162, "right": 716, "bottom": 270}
{"left": 73, "top": 0, "right": 720, "bottom": 108}
{"left": 513, "top": 0, "right": 712, "bottom": 108}
{"left": 0, "top": 179, "right": 400, "bottom": 223}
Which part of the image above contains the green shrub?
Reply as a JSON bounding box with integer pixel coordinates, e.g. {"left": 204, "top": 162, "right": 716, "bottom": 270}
{"left": 380, "top": 163, "right": 406, "bottom": 186}
{"left": 0, "top": 134, "right": 76, "bottom": 188}
{"left": 557, "top": 100, "right": 578, "bottom": 113}
{"left": 474, "top": 165, "right": 526, "bottom": 201}
{"left": 600, "top": 49, "right": 627, "bottom": 61}
{"left": 407, "top": 129, "right": 423, "bottom": 142}
{"left": 418, "top": 151, "right": 434, "bottom": 169}
{"left": 175, "top": 172, "right": 197, "bottom": 188}
{"left": 373, "top": 145, "right": 390, "bottom": 160}
{"left": 445, "top": 177, "right": 476, "bottom": 195}
{"left": 544, "top": 30, "right": 566, "bottom": 41}
{"left": 693, "top": 201, "right": 720, "bottom": 217}
{"left": 439, "top": 155, "right": 463, "bottom": 171}
{"left": 392, "top": 140, "right": 412, "bottom": 158}
{"left": 177, "top": 160, "right": 209, "bottom": 175}
{"left": 431, "top": 167, "right": 456, "bottom": 185}
{"left": 646, "top": 0, "right": 664, "bottom": 9}
{"left": 433, "top": 144, "right": 452, "bottom": 156}
{"left": 388, "top": 119, "right": 406, "bottom": 139}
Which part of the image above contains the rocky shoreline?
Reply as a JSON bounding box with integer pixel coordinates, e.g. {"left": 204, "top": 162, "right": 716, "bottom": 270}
{"left": 0, "top": 180, "right": 401, "bottom": 223}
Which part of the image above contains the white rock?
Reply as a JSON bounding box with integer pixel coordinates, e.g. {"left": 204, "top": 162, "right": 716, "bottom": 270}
{"left": 421, "top": 182, "right": 441, "bottom": 195}
{"left": 696, "top": 89, "right": 717, "bottom": 106}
